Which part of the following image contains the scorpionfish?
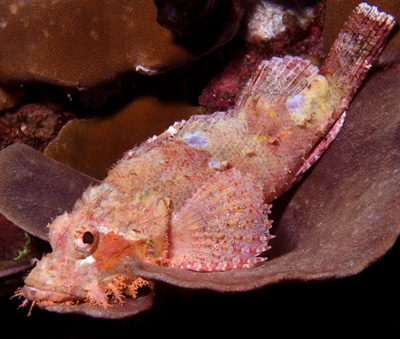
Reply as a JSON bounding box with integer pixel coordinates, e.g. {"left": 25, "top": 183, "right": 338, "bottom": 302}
{"left": 17, "top": 3, "right": 395, "bottom": 310}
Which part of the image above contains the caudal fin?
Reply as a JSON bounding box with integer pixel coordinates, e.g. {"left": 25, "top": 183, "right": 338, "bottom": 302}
{"left": 320, "top": 2, "right": 395, "bottom": 115}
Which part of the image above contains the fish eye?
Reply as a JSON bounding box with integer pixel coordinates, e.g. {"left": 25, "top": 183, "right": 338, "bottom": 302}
{"left": 72, "top": 224, "right": 99, "bottom": 258}
{"left": 82, "top": 231, "right": 95, "bottom": 245}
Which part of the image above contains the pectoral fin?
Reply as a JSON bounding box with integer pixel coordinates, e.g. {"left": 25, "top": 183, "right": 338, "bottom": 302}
{"left": 168, "top": 169, "right": 273, "bottom": 271}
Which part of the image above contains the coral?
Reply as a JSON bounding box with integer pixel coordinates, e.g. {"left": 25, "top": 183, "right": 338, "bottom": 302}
{"left": 0, "top": 143, "right": 99, "bottom": 241}
{"left": 0, "top": 0, "right": 240, "bottom": 87}
{"left": 0, "top": 214, "right": 42, "bottom": 296}
{"left": 2, "top": 3, "right": 395, "bottom": 320}
{"left": 0, "top": 215, "right": 27, "bottom": 265}
{"left": 154, "top": 0, "right": 217, "bottom": 36}
{"left": 0, "top": 85, "right": 25, "bottom": 110}
{"left": 0, "top": 2, "right": 398, "bottom": 321}
{"left": 45, "top": 95, "right": 202, "bottom": 179}
{"left": 242, "top": 0, "right": 317, "bottom": 43}
{"left": 198, "top": 1, "right": 324, "bottom": 112}
{"left": 0, "top": 103, "right": 74, "bottom": 152}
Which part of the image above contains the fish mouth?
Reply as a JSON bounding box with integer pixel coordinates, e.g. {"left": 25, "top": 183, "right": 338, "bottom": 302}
{"left": 22, "top": 285, "right": 77, "bottom": 303}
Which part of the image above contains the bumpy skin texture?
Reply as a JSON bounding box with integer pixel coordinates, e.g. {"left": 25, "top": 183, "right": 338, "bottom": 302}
{"left": 18, "top": 3, "right": 395, "bottom": 311}
{"left": 0, "top": 0, "right": 239, "bottom": 86}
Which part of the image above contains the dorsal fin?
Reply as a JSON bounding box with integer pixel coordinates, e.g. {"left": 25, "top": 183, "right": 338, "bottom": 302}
{"left": 167, "top": 169, "right": 273, "bottom": 271}
{"left": 235, "top": 55, "right": 320, "bottom": 114}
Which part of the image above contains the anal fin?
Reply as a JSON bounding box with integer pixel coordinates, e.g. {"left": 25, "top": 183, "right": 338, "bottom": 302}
{"left": 168, "top": 169, "right": 273, "bottom": 272}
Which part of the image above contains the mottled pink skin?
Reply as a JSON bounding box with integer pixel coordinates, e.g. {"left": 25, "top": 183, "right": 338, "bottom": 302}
{"left": 22, "top": 208, "right": 149, "bottom": 307}
{"left": 18, "top": 3, "right": 394, "bottom": 311}
{"left": 21, "top": 167, "right": 273, "bottom": 306}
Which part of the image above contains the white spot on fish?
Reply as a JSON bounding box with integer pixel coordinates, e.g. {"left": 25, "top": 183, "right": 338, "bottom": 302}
{"left": 208, "top": 159, "right": 229, "bottom": 171}
{"left": 183, "top": 132, "right": 208, "bottom": 148}
{"left": 286, "top": 93, "right": 309, "bottom": 125}
{"left": 79, "top": 255, "right": 96, "bottom": 266}
{"left": 286, "top": 93, "right": 305, "bottom": 112}
{"left": 208, "top": 159, "right": 220, "bottom": 169}
{"left": 167, "top": 125, "right": 178, "bottom": 136}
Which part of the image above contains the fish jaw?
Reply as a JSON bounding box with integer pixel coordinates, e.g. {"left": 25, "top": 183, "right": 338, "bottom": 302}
{"left": 21, "top": 252, "right": 91, "bottom": 305}
{"left": 20, "top": 247, "right": 146, "bottom": 308}
{"left": 21, "top": 286, "right": 78, "bottom": 305}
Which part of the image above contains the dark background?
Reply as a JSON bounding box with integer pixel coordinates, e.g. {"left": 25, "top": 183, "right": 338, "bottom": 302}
{"left": 1, "top": 237, "right": 398, "bottom": 338}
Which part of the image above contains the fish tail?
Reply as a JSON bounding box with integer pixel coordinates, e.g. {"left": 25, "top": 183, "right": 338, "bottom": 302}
{"left": 320, "top": 2, "right": 395, "bottom": 114}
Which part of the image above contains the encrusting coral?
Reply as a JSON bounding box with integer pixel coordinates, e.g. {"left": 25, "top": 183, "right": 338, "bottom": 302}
{"left": 0, "top": 2, "right": 399, "bottom": 320}
{"left": 0, "top": 0, "right": 240, "bottom": 87}
{"left": 4, "top": 3, "right": 396, "bottom": 319}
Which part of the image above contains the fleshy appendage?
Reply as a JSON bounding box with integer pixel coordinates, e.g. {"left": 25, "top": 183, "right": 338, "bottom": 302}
{"left": 85, "top": 276, "right": 150, "bottom": 308}
{"left": 14, "top": 269, "right": 151, "bottom": 312}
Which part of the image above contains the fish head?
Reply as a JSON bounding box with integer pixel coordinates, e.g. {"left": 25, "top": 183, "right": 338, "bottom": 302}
{"left": 21, "top": 186, "right": 170, "bottom": 308}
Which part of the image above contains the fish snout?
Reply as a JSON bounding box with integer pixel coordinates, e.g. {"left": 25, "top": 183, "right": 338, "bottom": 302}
{"left": 21, "top": 253, "right": 86, "bottom": 303}
{"left": 22, "top": 285, "right": 75, "bottom": 303}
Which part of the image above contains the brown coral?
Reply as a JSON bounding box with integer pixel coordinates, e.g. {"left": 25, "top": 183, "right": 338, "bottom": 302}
{"left": 45, "top": 95, "right": 202, "bottom": 180}
{"left": 0, "top": 0, "right": 240, "bottom": 87}
{"left": 1, "top": 58, "right": 399, "bottom": 319}
{"left": 0, "top": 1, "right": 399, "bottom": 322}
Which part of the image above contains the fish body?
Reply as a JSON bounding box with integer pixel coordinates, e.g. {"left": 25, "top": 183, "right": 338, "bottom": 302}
{"left": 18, "top": 3, "right": 395, "bottom": 309}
